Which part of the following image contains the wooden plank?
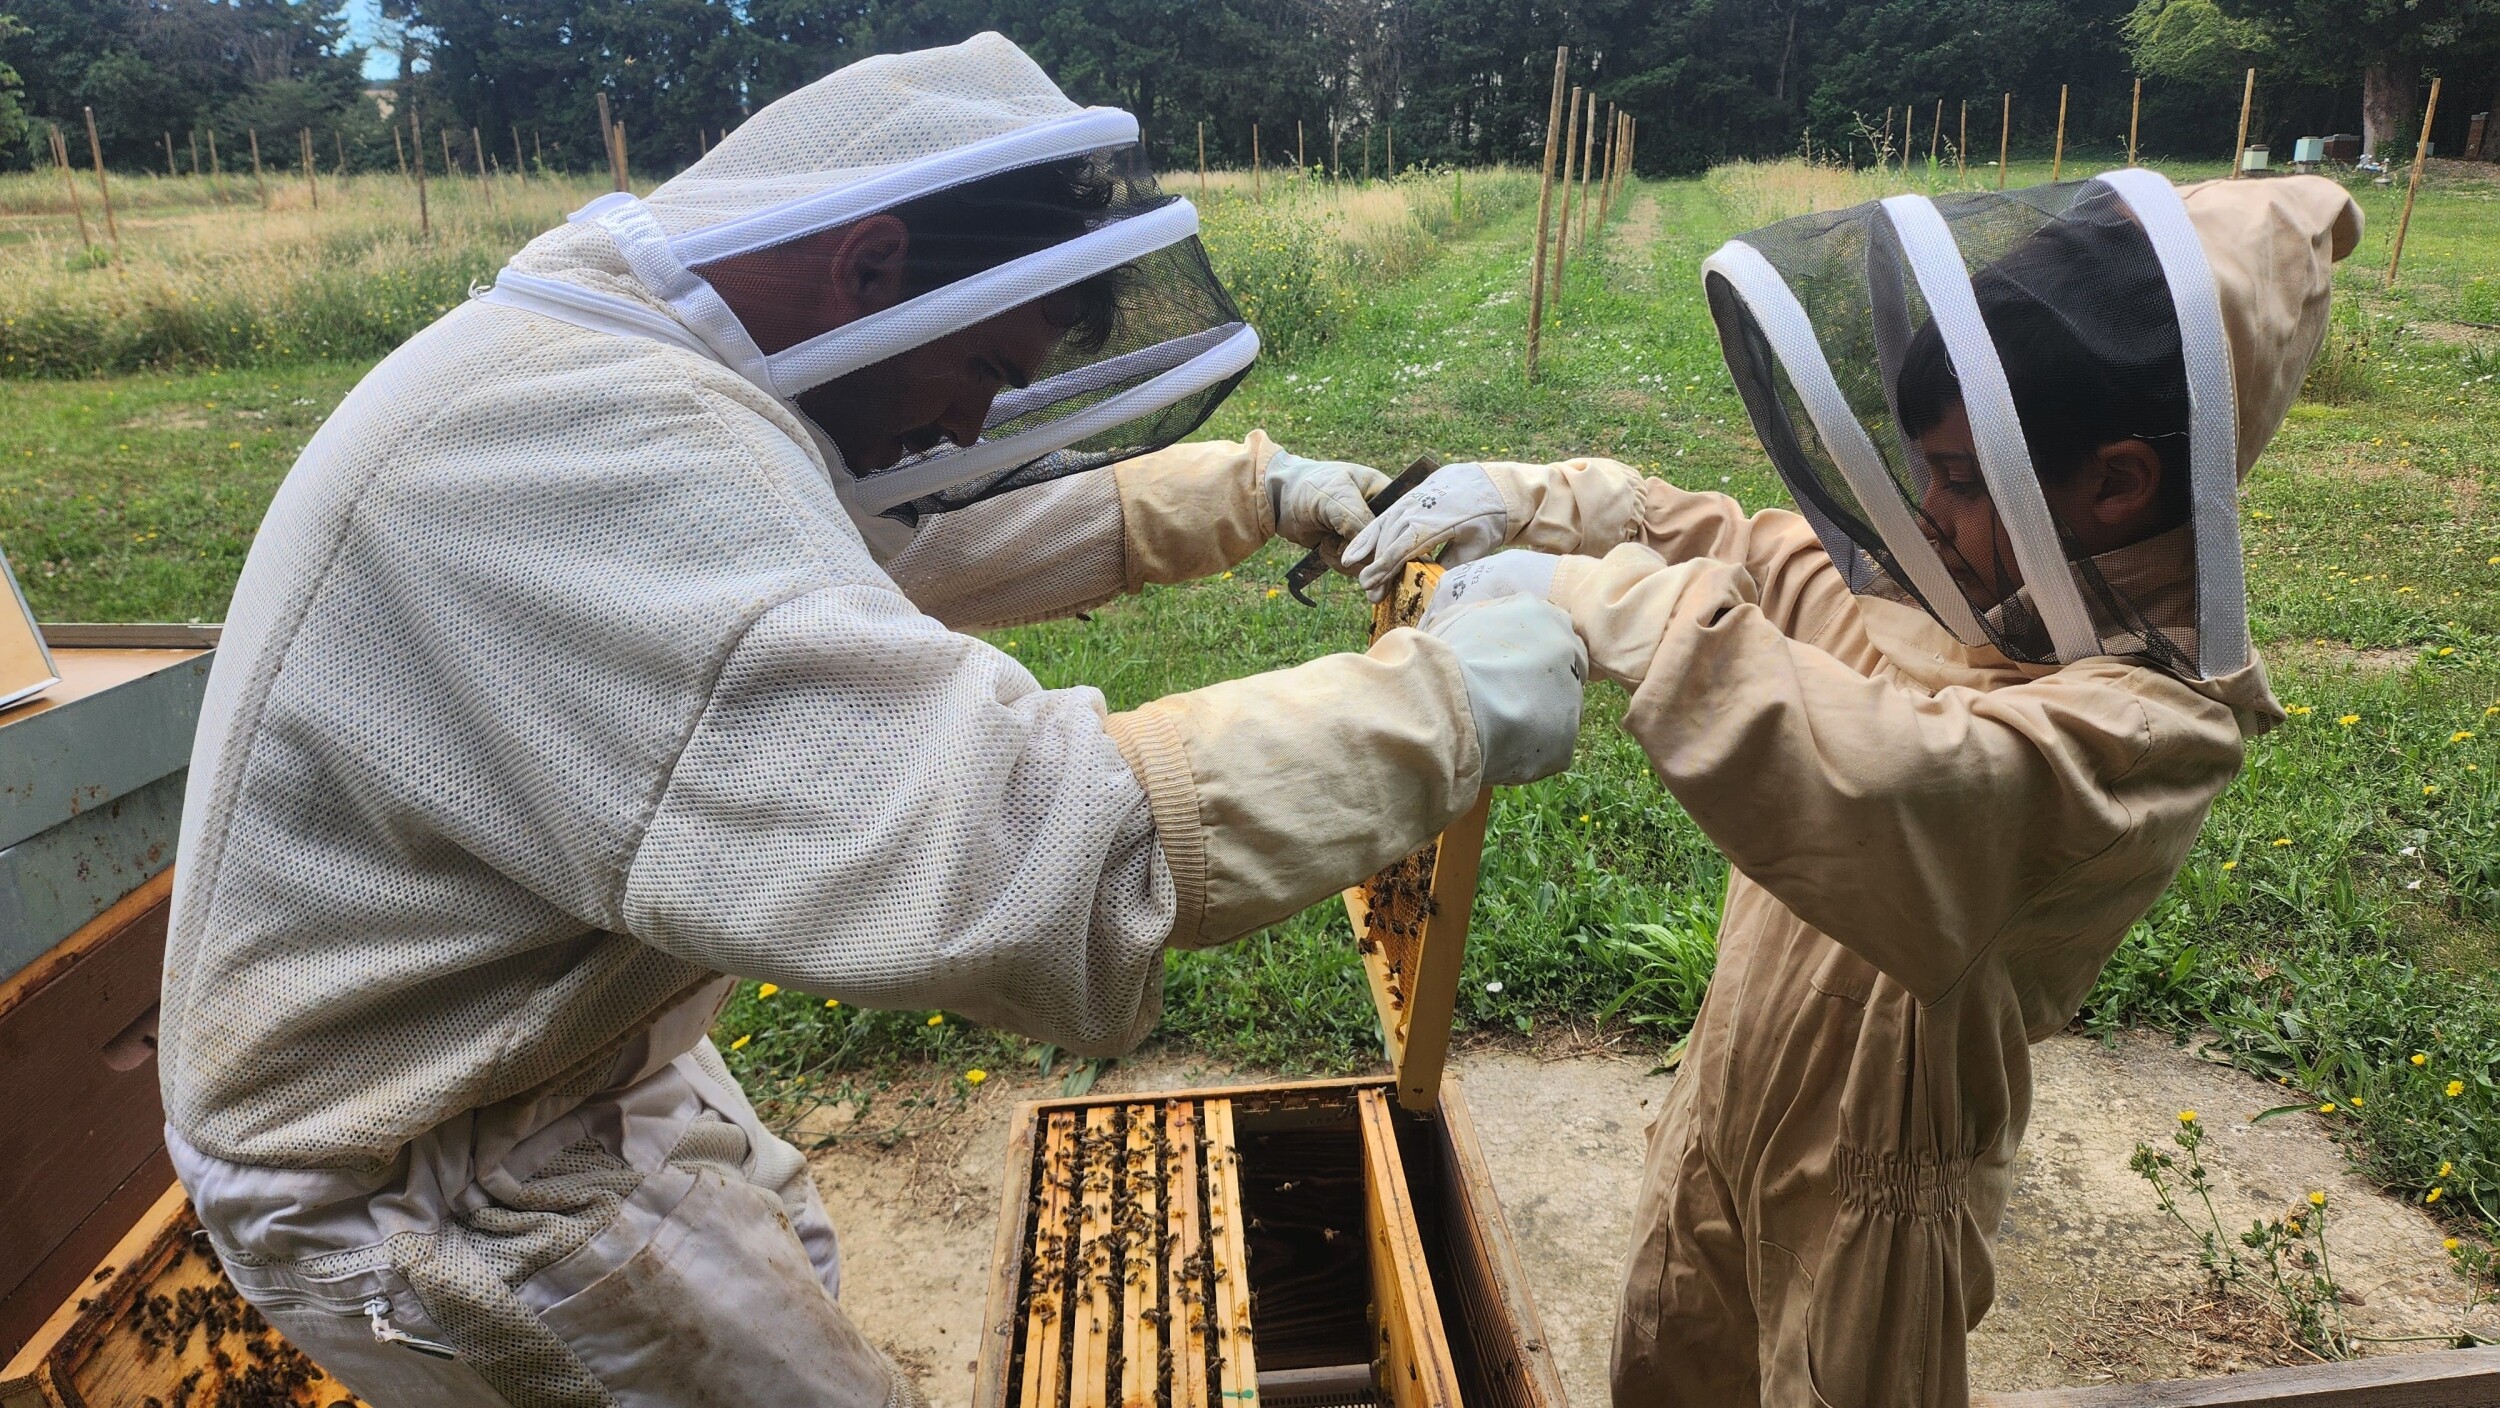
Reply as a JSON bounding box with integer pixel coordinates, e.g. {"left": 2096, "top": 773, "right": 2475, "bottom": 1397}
{"left": 0, "top": 1146, "right": 171, "bottom": 1364}
{"left": 1164, "top": 1102, "right": 1209, "bottom": 1408}
{"left": 1973, "top": 1348, "right": 2500, "bottom": 1407}
{"left": 1070, "top": 1106, "right": 1117, "bottom": 1408}
{"left": 1344, "top": 558, "right": 1493, "bottom": 1112}
{"left": 1357, "top": 1089, "right": 1462, "bottom": 1408}
{"left": 0, "top": 868, "right": 170, "bottom": 1024}
{"left": 0, "top": 880, "right": 171, "bottom": 1330}
{"left": 1118, "top": 1105, "right": 1160, "bottom": 1408}
{"left": 1203, "top": 1099, "right": 1258, "bottom": 1408}
{"left": 1019, "top": 1112, "right": 1079, "bottom": 1408}
{"left": 978, "top": 1102, "right": 1043, "bottom": 1408}
{"left": 1430, "top": 1076, "right": 1567, "bottom": 1408}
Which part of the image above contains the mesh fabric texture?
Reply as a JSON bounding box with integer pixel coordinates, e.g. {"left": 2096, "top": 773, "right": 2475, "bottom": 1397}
{"left": 161, "top": 275, "right": 1174, "bottom": 1170}
{"left": 1706, "top": 180, "right": 2225, "bottom": 677}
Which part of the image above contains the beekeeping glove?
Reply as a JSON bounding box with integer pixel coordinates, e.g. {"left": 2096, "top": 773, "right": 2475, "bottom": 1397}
{"left": 1343, "top": 462, "right": 1510, "bottom": 599}
{"left": 1418, "top": 550, "right": 1564, "bottom": 632}
{"left": 1344, "top": 457, "right": 1649, "bottom": 600}
{"left": 1422, "top": 593, "right": 1587, "bottom": 786}
{"left": 1264, "top": 448, "right": 1393, "bottom": 566}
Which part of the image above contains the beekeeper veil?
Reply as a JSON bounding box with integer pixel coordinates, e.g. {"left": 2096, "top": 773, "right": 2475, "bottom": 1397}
{"left": 1702, "top": 171, "right": 2344, "bottom": 681}
{"left": 482, "top": 33, "right": 1254, "bottom": 532}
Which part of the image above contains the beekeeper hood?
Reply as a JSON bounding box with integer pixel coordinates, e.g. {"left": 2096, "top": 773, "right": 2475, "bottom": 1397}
{"left": 1701, "top": 172, "right": 2358, "bottom": 680}
{"left": 483, "top": 33, "right": 1254, "bottom": 534}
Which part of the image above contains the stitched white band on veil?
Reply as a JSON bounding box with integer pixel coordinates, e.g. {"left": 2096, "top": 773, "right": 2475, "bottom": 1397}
{"left": 476, "top": 271, "right": 718, "bottom": 359}
{"left": 1879, "top": 195, "right": 2101, "bottom": 663}
{"left": 760, "top": 198, "right": 1200, "bottom": 398}
{"left": 849, "top": 322, "right": 1260, "bottom": 514}
{"left": 984, "top": 321, "right": 1246, "bottom": 428}
{"left": 1702, "top": 241, "right": 1988, "bottom": 645}
{"left": 668, "top": 108, "right": 1140, "bottom": 266}
{"left": 2092, "top": 167, "right": 2246, "bottom": 678}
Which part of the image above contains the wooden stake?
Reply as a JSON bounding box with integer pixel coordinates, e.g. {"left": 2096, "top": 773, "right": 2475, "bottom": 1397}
{"left": 1387, "top": 124, "right": 1395, "bottom": 175}
{"left": 299, "top": 126, "right": 318, "bottom": 210}
{"left": 1525, "top": 44, "right": 1568, "bottom": 383}
{"left": 1252, "top": 123, "right": 1261, "bottom": 201}
{"left": 1576, "top": 89, "right": 1597, "bottom": 254}
{"left": 392, "top": 124, "right": 408, "bottom": 178}
{"left": 1930, "top": 99, "right": 1943, "bottom": 166}
{"left": 1596, "top": 102, "right": 1616, "bottom": 228}
{"left": 2052, "top": 84, "right": 2069, "bottom": 181}
{"left": 535, "top": 131, "right": 544, "bottom": 168}
{"left": 49, "top": 125, "right": 92, "bottom": 248}
{"left": 2386, "top": 75, "right": 2442, "bottom": 289}
{"left": 1998, "top": 92, "right": 2011, "bottom": 188}
{"left": 2129, "top": 77, "right": 2143, "bottom": 166}
{"left": 247, "top": 127, "right": 267, "bottom": 208}
{"left": 188, "top": 129, "right": 200, "bottom": 175}
{"left": 1959, "top": 101, "right": 1969, "bottom": 180}
{"left": 1332, "top": 125, "right": 1341, "bottom": 184}
{"left": 164, "top": 132, "right": 177, "bottom": 177}
{"left": 410, "top": 111, "right": 429, "bottom": 236}
{"left": 83, "top": 108, "right": 122, "bottom": 262}
{"left": 2231, "top": 67, "right": 2256, "bottom": 177}
{"left": 597, "top": 92, "right": 627, "bottom": 192}
{"left": 440, "top": 127, "right": 454, "bottom": 185}
{"left": 1362, "top": 128, "right": 1370, "bottom": 183}
{"left": 613, "top": 124, "right": 629, "bottom": 186}
{"left": 206, "top": 128, "right": 222, "bottom": 203}
{"left": 470, "top": 125, "right": 489, "bottom": 179}
{"left": 1296, "top": 118, "right": 1305, "bottom": 179}
{"left": 1884, "top": 105, "right": 1894, "bottom": 172}
{"left": 512, "top": 124, "right": 527, "bottom": 180}
{"left": 1554, "top": 84, "right": 1583, "bottom": 291}
{"left": 1196, "top": 121, "right": 1206, "bottom": 198}
{"left": 334, "top": 129, "right": 347, "bottom": 176}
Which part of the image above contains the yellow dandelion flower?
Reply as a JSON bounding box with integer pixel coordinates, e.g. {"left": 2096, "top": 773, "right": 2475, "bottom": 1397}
{"left": 965, "top": 1068, "right": 989, "bottom": 1085}
{"left": 2398, "top": 585, "right": 2417, "bottom": 594}
{"left": 2413, "top": 1052, "right": 2429, "bottom": 1065}
{"left": 757, "top": 983, "right": 779, "bottom": 998}
{"left": 2350, "top": 1096, "right": 2364, "bottom": 1107}
{"left": 1264, "top": 587, "right": 1280, "bottom": 599}
{"left": 2447, "top": 1237, "right": 2464, "bottom": 1252}
{"left": 2287, "top": 704, "right": 2314, "bottom": 716}
{"left": 2308, "top": 1190, "right": 2327, "bottom": 1206}
{"left": 2427, "top": 1187, "right": 2444, "bottom": 1203}
{"left": 2453, "top": 731, "right": 2475, "bottom": 743}
{"left": 2449, "top": 1080, "right": 2467, "bottom": 1097}
{"left": 2178, "top": 1110, "right": 2198, "bottom": 1124}
{"left": 2320, "top": 1103, "right": 2340, "bottom": 1113}
{"left": 227, "top": 441, "right": 240, "bottom": 449}
{"left": 926, "top": 1013, "right": 945, "bottom": 1026}
{"left": 825, "top": 998, "right": 839, "bottom": 1009}
{"left": 2489, "top": 556, "right": 2500, "bottom": 565}
{"left": 2425, "top": 784, "right": 2440, "bottom": 796}
{"left": 2440, "top": 1161, "right": 2454, "bottom": 1177}
{"left": 2338, "top": 715, "right": 2361, "bottom": 727}
{"left": 2273, "top": 837, "right": 2294, "bottom": 847}
{"left": 2440, "top": 647, "right": 2458, "bottom": 657}
{"left": 1221, "top": 571, "right": 1234, "bottom": 580}
{"left": 2221, "top": 859, "right": 2239, "bottom": 871}
{"left": 729, "top": 1034, "right": 751, "bottom": 1051}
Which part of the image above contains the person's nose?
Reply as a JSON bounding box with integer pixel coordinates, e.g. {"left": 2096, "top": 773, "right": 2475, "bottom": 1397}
{"left": 936, "top": 393, "right": 994, "bottom": 449}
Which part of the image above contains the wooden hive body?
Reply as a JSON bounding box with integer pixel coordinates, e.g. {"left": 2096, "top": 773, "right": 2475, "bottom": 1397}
{"left": 975, "top": 1076, "right": 1567, "bottom": 1408}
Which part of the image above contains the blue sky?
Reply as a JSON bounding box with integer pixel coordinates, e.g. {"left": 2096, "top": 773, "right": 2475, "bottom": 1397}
{"left": 340, "top": 0, "right": 405, "bottom": 81}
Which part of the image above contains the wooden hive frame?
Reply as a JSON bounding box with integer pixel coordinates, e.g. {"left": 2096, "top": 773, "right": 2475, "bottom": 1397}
{"left": 1342, "top": 559, "right": 1491, "bottom": 1113}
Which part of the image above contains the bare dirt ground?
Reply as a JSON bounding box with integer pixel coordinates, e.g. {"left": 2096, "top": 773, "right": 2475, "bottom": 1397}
{"left": 810, "top": 1029, "right": 2487, "bottom": 1406}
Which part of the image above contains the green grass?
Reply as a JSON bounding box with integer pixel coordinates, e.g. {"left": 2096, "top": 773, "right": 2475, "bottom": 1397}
{"left": 4, "top": 163, "right": 2496, "bottom": 1236}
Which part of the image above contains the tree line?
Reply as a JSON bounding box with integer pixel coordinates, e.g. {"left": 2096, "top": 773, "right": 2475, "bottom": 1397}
{"left": 5, "top": 0, "right": 2495, "bottom": 180}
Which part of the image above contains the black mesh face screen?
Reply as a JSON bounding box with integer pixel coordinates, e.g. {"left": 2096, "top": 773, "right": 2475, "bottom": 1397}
{"left": 1713, "top": 181, "right": 2207, "bottom": 675}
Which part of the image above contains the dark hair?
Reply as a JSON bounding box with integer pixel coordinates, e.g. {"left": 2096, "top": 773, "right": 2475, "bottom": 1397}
{"left": 885, "top": 153, "right": 1130, "bottom": 353}
{"left": 1895, "top": 210, "right": 2191, "bottom": 527}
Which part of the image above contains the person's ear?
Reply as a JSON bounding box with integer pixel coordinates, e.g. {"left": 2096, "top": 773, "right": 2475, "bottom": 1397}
{"left": 2084, "top": 438, "right": 2165, "bottom": 528}
{"left": 819, "top": 215, "right": 911, "bottom": 326}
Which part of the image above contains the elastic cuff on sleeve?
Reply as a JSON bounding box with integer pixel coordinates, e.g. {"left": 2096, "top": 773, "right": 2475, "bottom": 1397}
{"left": 1103, "top": 706, "right": 1209, "bottom": 947}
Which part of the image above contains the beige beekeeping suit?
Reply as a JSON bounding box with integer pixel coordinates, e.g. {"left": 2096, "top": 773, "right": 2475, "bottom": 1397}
{"left": 157, "top": 34, "right": 1488, "bottom": 1408}
{"left": 1437, "top": 176, "right": 2352, "bottom": 1407}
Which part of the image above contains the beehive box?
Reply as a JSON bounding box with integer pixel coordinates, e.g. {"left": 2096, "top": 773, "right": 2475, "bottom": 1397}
{"left": 973, "top": 1076, "right": 1565, "bottom": 1408}
{"left": 0, "top": 1183, "right": 367, "bottom": 1408}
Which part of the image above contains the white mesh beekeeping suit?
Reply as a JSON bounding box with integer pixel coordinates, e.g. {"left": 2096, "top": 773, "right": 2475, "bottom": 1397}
{"left": 1701, "top": 170, "right": 2346, "bottom": 682}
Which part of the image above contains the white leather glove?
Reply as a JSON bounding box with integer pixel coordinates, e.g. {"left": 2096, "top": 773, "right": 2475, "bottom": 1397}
{"left": 1421, "top": 593, "right": 1587, "bottom": 786}
{"left": 1265, "top": 448, "right": 1392, "bottom": 564}
{"left": 1342, "top": 463, "right": 1510, "bottom": 601}
{"left": 1417, "top": 550, "right": 1563, "bottom": 633}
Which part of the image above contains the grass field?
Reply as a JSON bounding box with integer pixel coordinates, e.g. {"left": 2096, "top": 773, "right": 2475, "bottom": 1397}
{"left": 3, "top": 155, "right": 2495, "bottom": 1236}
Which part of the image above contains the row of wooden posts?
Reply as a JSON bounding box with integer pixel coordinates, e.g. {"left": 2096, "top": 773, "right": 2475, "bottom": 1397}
{"left": 1524, "top": 47, "right": 1636, "bottom": 382}
{"left": 37, "top": 65, "right": 2451, "bottom": 296}
{"left": 1843, "top": 66, "right": 2446, "bottom": 290}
